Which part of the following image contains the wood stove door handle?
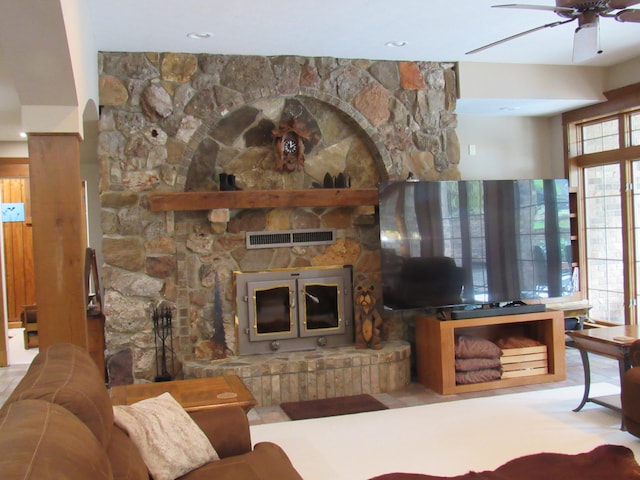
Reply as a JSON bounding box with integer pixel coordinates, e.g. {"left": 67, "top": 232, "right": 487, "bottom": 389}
{"left": 289, "top": 292, "right": 296, "bottom": 310}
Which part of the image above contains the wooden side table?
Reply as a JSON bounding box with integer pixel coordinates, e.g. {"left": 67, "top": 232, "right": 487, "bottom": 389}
{"left": 110, "top": 375, "right": 257, "bottom": 413}
{"left": 567, "top": 325, "right": 639, "bottom": 427}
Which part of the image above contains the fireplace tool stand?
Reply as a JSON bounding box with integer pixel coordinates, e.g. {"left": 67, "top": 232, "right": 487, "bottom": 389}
{"left": 153, "top": 306, "right": 174, "bottom": 382}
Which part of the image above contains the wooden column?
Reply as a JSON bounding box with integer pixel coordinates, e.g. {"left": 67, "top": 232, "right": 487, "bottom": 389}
{"left": 28, "top": 134, "right": 87, "bottom": 349}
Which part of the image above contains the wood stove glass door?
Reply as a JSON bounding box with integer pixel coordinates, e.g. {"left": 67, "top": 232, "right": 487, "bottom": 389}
{"left": 247, "top": 279, "right": 298, "bottom": 341}
{"left": 298, "top": 276, "right": 345, "bottom": 337}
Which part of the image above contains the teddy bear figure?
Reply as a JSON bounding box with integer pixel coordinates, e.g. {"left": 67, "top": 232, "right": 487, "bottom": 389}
{"left": 354, "top": 280, "right": 383, "bottom": 350}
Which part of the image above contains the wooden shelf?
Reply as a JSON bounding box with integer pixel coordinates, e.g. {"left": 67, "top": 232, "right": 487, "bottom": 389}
{"left": 414, "top": 311, "right": 566, "bottom": 394}
{"left": 148, "top": 188, "right": 379, "bottom": 212}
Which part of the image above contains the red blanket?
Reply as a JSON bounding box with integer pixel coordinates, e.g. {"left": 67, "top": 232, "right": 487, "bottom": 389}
{"left": 369, "top": 445, "right": 640, "bottom": 480}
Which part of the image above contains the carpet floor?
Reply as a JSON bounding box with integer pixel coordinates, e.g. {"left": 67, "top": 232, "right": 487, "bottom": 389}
{"left": 281, "top": 394, "right": 388, "bottom": 420}
{"left": 250, "top": 383, "right": 639, "bottom": 480}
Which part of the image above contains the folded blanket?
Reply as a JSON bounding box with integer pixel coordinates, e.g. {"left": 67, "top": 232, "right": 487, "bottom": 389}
{"left": 495, "top": 336, "right": 542, "bottom": 349}
{"left": 455, "top": 357, "right": 502, "bottom": 372}
{"left": 455, "top": 368, "right": 502, "bottom": 385}
{"left": 455, "top": 335, "right": 502, "bottom": 359}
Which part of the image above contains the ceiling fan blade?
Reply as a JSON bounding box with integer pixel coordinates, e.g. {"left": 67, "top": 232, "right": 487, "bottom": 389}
{"left": 616, "top": 8, "right": 640, "bottom": 21}
{"left": 466, "top": 18, "right": 574, "bottom": 55}
{"left": 493, "top": 3, "right": 576, "bottom": 14}
{"left": 608, "top": 0, "right": 640, "bottom": 9}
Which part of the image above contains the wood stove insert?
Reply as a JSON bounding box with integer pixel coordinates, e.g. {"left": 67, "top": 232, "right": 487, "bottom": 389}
{"left": 235, "top": 266, "right": 354, "bottom": 355}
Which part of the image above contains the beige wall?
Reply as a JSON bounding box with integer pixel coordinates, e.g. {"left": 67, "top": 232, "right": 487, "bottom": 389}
{"left": 457, "top": 62, "right": 607, "bottom": 106}
{"left": 604, "top": 56, "right": 640, "bottom": 91}
{"left": 0, "top": 142, "right": 28, "bottom": 158}
{"left": 457, "top": 114, "right": 565, "bottom": 180}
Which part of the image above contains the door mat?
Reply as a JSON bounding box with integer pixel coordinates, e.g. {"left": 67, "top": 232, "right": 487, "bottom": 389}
{"left": 280, "top": 393, "right": 388, "bottom": 420}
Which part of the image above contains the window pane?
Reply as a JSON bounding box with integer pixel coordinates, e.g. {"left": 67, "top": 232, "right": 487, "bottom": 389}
{"left": 634, "top": 160, "right": 640, "bottom": 324}
{"left": 631, "top": 112, "right": 640, "bottom": 147}
{"left": 585, "top": 197, "right": 605, "bottom": 228}
{"left": 584, "top": 164, "right": 620, "bottom": 197}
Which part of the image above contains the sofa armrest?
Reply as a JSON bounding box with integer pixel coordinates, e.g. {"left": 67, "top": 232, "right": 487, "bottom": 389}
{"left": 189, "top": 406, "right": 252, "bottom": 458}
{"left": 630, "top": 340, "right": 640, "bottom": 368}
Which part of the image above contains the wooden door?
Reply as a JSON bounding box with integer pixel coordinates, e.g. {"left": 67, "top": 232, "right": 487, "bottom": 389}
{"left": 0, "top": 183, "right": 5, "bottom": 367}
{"left": 1, "top": 178, "right": 35, "bottom": 325}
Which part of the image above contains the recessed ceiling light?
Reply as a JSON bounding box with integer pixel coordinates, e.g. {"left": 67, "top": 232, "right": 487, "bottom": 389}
{"left": 19, "top": 132, "right": 27, "bottom": 138}
{"left": 187, "top": 32, "right": 212, "bottom": 40}
{"left": 385, "top": 40, "right": 407, "bottom": 47}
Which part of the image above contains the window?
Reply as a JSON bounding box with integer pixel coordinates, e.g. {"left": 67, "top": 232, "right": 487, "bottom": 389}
{"left": 567, "top": 101, "right": 640, "bottom": 325}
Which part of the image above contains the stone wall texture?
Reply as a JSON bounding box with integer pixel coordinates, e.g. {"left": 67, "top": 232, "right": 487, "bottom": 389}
{"left": 98, "top": 52, "right": 460, "bottom": 382}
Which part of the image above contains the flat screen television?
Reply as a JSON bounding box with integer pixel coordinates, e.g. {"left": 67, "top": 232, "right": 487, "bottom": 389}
{"left": 378, "top": 179, "right": 574, "bottom": 311}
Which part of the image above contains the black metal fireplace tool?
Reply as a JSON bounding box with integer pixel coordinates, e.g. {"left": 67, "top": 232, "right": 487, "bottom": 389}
{"left": 152, "top": 306, "right": 174, "bottom": 382}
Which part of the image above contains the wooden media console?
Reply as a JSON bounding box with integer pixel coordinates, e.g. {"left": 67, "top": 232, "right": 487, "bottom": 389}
{"left": 414, "top": 310, "right": 566, "bottom": 394}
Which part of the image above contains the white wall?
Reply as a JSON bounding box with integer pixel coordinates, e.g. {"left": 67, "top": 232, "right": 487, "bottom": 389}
{"left": 457, "top": 114, "right": 565, "bottom": 180}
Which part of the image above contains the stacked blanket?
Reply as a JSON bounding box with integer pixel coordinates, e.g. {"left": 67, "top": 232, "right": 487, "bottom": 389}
{"left": 454, "top": 335, "right": 503, "bottom": 385}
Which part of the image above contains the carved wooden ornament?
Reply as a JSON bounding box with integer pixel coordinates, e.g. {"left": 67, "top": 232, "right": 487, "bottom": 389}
{"left": 272, "top": 118, "right": 310, "bottom": 172}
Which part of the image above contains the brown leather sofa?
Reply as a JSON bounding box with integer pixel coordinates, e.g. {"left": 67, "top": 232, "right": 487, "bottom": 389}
{"left": 0, "top": 343, "right": 303, "bottom": 480}
{"left": 622, "top": 339, "right": 640, "bottom": 438}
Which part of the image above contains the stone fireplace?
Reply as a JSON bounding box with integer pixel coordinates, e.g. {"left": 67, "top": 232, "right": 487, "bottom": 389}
{"left": 98, "top": 52, "right": 460, "bottom": 404}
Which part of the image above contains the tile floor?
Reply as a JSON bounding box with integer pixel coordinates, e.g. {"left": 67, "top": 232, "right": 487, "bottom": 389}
{"left": 246, "top": 345, "right": 620, "bottom": 425}
{"left": 0, "top": 343, "right": 621, "bottom": 426}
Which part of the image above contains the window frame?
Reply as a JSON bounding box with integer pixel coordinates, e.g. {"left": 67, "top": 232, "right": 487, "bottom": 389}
{"left": 563, "top": 82, "right": 640, "bottom": 325}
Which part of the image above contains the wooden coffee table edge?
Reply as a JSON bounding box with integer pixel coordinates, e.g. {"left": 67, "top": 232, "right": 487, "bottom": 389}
{"left": 110, "top": 375, "right": 257, "bottom": 413}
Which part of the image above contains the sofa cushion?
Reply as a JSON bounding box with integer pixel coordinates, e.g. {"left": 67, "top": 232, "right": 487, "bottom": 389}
{"left": 622, "top": 366, "right": 640, "bottom": 438}
{"left": 1, "top": 343, "right": 114, "bottom": 447}
{"left": 189, "top": 406, "right": 253, "bottom": 458}
{"left": 0, "top": 400, "right": 112, "bottom": 480}
{"left": 113, "top": 392, "right": 219, "bottom": 480}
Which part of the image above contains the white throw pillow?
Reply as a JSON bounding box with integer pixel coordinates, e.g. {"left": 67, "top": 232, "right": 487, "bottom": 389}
{"left": 113, "top": 392, "right": 219, "bottom": 480}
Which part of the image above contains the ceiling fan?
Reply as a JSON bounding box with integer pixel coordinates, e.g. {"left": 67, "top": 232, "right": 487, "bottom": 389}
{"left": 466, "top": 1, "right": 640, "bottom": 62}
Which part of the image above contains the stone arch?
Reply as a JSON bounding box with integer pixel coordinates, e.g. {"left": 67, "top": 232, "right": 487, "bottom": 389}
{"left": 178, "top": 89, "right": 393, "bottom": 193}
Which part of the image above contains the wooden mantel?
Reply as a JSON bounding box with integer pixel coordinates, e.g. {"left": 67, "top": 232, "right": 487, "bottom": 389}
{"left": 149, "top": 188, "right": 379, "bottom": 211}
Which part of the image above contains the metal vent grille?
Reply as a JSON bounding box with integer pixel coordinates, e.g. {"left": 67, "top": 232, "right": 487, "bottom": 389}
{"left": 246, "top": 229, "right": 336, "bottom": 249}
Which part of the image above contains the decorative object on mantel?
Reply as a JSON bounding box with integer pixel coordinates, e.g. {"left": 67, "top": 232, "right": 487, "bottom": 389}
{"left": 153, "top": 306, "right": 175, "bottom": 382}
{"left": 312, "top": 172, "right": 351, "bottom": 189}
{"left": 323, "top": 172, "right": 333, "bottom": 188}
{"left": 354, "top": 276, "right": 383, "bottom": 350}
{"left": 218, "top": 173, "right": 241, "bottom": 191}
{"left": 272, "top": 117, "right": 310, "bottom": 172}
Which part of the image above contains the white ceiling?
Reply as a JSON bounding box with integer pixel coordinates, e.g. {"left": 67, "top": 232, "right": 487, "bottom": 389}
{"left": 1, "top": 0, "right": 639, "bottom": 143}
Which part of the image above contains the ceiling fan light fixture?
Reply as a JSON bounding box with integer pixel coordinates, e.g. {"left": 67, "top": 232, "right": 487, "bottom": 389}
{"left": 572, "top": 21, "right": 602, "bottom": 62}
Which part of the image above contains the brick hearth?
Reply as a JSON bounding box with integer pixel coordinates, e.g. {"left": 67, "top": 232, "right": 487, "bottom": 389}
{"left": 183, "top": 341, "right": 410, "bottom": 407}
